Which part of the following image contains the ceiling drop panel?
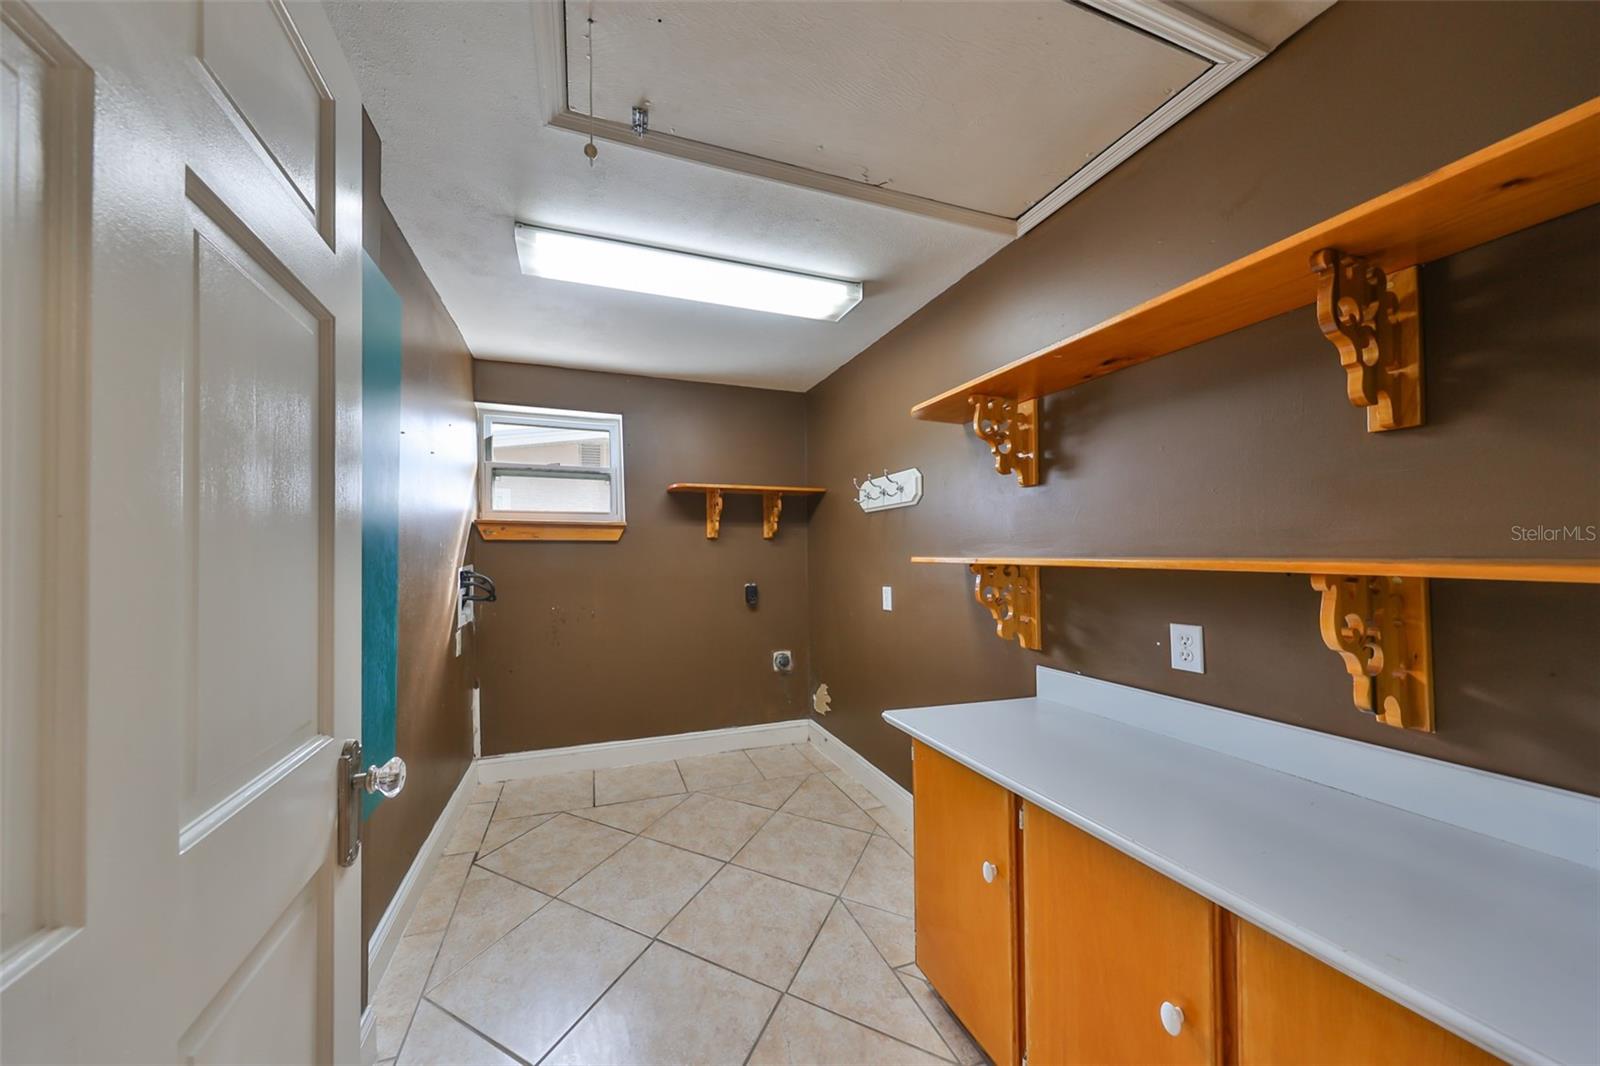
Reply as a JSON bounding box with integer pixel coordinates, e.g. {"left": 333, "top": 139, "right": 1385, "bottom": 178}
{"left": 564, "top": 1, "right": 1211, "bottom": 218}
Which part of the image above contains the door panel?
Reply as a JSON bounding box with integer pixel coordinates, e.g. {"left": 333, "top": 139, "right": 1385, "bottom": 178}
{"left": 1023, "top": 803, "right": 1220, "bottom": 1066}
{"left": 912, "top": 741, "right": 1020, "bottom": 1066}
{"left": 1233, "top": 919, "right": 1501, "bottom": 1065}
{"left": 0, "top": 1, "right": 365, "bottom": 1061}
{"left": 180, "top": 875, "right": 325, "bottom": 1066}
{"left": 186, "top": 207, "right": 326, "bottom": 822}
{"left": 197, "top": 0, "right": 331, "bottom": 232}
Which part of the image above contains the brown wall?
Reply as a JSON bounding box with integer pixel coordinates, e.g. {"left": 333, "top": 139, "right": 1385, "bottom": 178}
{"left": 471, "top": 361, "right": 812, "bottom": 755}
{"left": 805, "top": 1, "right": 1600, "bottom": 795}
{"left": 361, "top": 115, "right": 479, "bottom": 946}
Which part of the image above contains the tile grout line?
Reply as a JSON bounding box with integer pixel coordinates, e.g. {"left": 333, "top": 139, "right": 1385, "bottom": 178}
{"left": 422, "top": 867, "right": 556, "bottom": 995}
{"left": 809, "top": 788, "right": 956, "bottom": 1061}
{"left": 529, "top": 805, "right": 739, "bottom": 1066}
{"left": 741, "top": 862, "right": 842, "bottom": 1066}
{"left": 390, "top": 856, "right": 474, "bottom": 1059}
{"left": 759, "top": 769, "right": 951, "bottom": 1062}
{"left": 841, "top": 886, "right": 960, "bottom": 1064}
{"left": 738, "top": 766, "right": 913, "bottom": 1065}
{"left": 544, "top": 777, "right": 894, "bottom": 1059}
{"left": 425, "top": 996, "right": 538, "bottom": 1066}
{"left": 525, "top": 753, "right": 772, "bottom": 1065}
{"left": 403, "top": 758, "right": 917, "bottom": 1065}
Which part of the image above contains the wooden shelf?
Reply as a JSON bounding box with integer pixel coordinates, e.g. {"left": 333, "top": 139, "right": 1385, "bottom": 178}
{"left": 912, "top": 556, "right": 1600, "bottom": 584}
{"left": 476, "top": 520, "right": 625, "bottom": 542}
{"left": 666, "top": 483, "right": 826, "bottom": 540}
{"left": 666, "top": 483, "right": 827, "bottom": 495}
{"left": 913, "top": 99, "right": 1600, "bottom": 446}
{"left": 917, "top": 555, "right": 1599, "bottom": 733}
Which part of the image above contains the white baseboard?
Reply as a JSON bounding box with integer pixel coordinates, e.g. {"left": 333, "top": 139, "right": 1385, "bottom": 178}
{"left": 359, "top": 1005, "right": 377, "bottom": 1065}
{"left": 809, "top": 720, "right": 913, "bottom": 827}
{"left": 477, "top": 719, "right": 811, "bottom": 782}
{"left": 366, "top": 763, "right": 479, "bottom": 995}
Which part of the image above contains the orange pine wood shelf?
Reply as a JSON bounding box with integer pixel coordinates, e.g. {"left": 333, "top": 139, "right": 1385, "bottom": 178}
{"left": 912, "top": 97, "right": 1600, "bottom": 425}
{"left": 667, "top": 483, "right": 826, "bottom": 540}
{"left": 912, "top": 556, "right": 1600, "bottom": 584}
{"left": 666, "top": 483, "right": 828, "bottom": 495}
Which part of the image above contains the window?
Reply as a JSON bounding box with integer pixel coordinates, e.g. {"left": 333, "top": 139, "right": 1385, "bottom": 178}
{"left": 476, "top": 403, "right": 625, "bottom": 525}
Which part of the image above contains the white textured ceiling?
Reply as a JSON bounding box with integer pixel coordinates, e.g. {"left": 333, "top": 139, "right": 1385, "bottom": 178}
{"left": 327, "top": 0, "right": 1329, "bottom": 392}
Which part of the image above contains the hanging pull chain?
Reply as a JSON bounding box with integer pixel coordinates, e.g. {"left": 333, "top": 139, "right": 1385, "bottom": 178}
{"left": 584, "top": 6, "right": 598, "bottom": 164}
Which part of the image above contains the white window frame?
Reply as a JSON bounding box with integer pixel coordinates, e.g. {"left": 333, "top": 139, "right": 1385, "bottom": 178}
{"left": 476, "top": 402, "right": 626, "bottom": 524}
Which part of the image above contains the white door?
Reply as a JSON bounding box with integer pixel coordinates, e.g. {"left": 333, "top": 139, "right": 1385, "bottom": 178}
{"left": 1, "top": 1, "right": 366, "bottom": 1061}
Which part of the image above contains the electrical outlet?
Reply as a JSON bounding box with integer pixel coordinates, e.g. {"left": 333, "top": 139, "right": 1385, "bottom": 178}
{"left": 1169, "top": 623, "right": 1205, "bottom": 674}
{"left": 881, "top": 586, "right": 893, "bottom": 611}
{"left": 772, "top": 650, "right": 793, "bottom": 673}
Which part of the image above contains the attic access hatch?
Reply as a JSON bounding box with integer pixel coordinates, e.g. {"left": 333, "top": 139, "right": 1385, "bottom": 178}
{"left": 536, "top": 0, "right": 1268, "bottom": 236}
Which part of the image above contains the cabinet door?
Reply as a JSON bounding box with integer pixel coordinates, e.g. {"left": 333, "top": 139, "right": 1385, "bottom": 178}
{"left": 1233, "top": 919, "right": 1502, "bottom": 1065}
{"left": 1023, "top": 803, "right": 1221, "bottom": 1065}
{"left": 912, "top": 741, "right": 1020, "bottom": 1066}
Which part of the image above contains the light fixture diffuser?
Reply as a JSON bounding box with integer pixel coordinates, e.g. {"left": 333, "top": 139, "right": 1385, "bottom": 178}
{"left": 514, "top": 224, "right": 862, "bottom": 321}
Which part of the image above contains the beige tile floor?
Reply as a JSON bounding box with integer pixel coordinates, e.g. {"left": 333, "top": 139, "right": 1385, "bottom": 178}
{"left": 372, "top": 743, "right": 988, "bottom": 1066}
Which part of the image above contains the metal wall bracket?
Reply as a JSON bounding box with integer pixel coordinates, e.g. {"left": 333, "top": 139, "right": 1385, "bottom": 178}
{"left": 971, "top": 563, "right": 1042, "bottom": 651}
{"left": 970, "top": 396, "right": 1039, "bottom": 486}
{"left": 1310, "top": 574, "right": 1433, "bottom": 731}
{"left": 1312, "top": 250, "right": 1423, "bottom": 432}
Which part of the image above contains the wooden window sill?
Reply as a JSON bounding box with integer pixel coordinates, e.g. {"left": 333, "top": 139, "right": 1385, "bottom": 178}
{"left": 474, "top": 520, "right": 625, "bottom": 542}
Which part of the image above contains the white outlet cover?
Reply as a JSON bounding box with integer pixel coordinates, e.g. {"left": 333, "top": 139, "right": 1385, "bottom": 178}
{"left": 1170, "top": 623, "right": 1205, "bottom": 674}
{"left": 882, "top": 586, "right": 893, "bottom": 611}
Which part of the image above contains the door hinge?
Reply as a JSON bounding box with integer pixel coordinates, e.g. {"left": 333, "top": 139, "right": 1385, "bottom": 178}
{"left": 1018, "top": 807, "right": 1025, "bottom": 830}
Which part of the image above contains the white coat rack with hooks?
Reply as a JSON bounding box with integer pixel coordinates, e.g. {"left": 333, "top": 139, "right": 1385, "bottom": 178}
{"left": 853, "top": 468, "right": 922, "bottom": 513}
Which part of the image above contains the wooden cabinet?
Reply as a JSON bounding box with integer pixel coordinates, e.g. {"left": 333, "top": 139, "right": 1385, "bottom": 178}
{"left": 911, "top": 741, "right": 1020, "bottom": 1066}
{"left": 1232, "top": 919, "right": 1501, "bottom": 1066}
{"left": 911, "top": 763, "right": 1505, "bottom": 1066}
{"left": 1022, "top": 803, "right": 1221, "bottom": 1066}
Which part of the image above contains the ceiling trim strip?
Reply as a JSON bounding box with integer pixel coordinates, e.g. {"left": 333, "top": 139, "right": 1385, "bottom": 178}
{"left": 544, "top": 110, "right": 1020, "bottom": 236}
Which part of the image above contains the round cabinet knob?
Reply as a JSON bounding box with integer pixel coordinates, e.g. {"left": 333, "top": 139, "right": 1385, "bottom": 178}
{"left": 362, "top": 756, "right": 407, "bottom": 799}
{"left": 1160, "top": 1001, "right": 1185, "bottom": 1037}
{"left": 981, "top": 861, "right": 997, "bottom": 883}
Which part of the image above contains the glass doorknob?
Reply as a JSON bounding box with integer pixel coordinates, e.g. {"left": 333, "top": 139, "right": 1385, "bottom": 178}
{"left": 357, "top": 755, "right": 407, "bottom": 798}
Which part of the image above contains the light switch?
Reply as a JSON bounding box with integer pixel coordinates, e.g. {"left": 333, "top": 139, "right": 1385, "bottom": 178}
{"left": 882, "top": 586, "right": 893, "bottom": 611}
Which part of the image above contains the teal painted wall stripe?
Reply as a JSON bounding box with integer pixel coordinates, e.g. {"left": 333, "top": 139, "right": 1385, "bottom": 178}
{"left": 361, "top": 251, "right": 403, "bottom": 818}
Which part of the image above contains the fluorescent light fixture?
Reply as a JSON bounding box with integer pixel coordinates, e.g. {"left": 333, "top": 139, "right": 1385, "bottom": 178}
{"left": 514, "top": 224, "right": 862, "bottom": 322}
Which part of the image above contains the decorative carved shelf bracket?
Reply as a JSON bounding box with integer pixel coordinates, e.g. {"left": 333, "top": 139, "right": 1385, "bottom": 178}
{"left": 1311, "top": 249, "right": 1424, "bottom": 432}
{"left": 970, "top": 395, "right": 1039, "bottom": 486}
{"left": 1310, "top": 574, "right": 1433, "bottom": 731}
{"left": 970, "top": 563, "right": 1042, "bottom": 651}
{"left": 762, "top": 492, "right": 782, "bottom": 540}
{"left": 705, "top": 488, "right": 724, "bottom": 539}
